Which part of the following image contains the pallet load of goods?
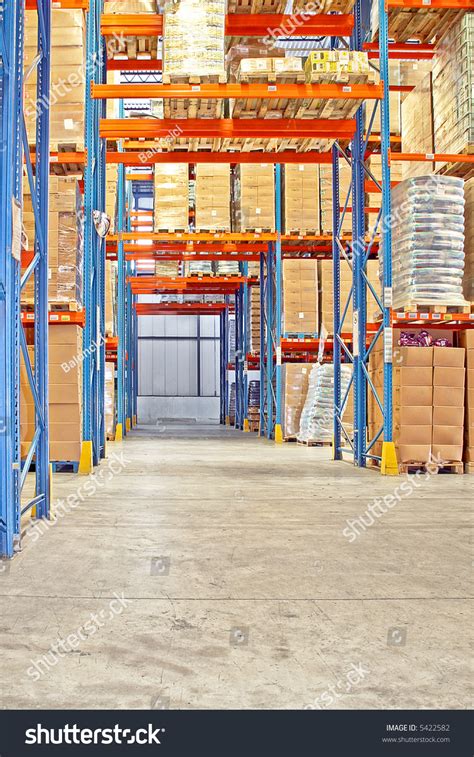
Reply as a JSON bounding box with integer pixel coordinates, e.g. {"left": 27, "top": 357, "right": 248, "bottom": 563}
{"left": 104, "top": 1, "right": 159, "bottom": 62}
{"left": 21, "top": 326, "right": 83, "bottom": 467}
{"left": 247, "top": 380, "right": 260, "bottom": 432}
{"left": 282, "top": 260, "right": 319, "bottom": 338}
{"left": 195, "top": 165, "right": 231, "bottom": 232}
{"left": 233, "top": 164, "right": 275, "bottom": 232}
{"left": 24, "top": 8, "right": 85, "bottom": 154}
{"left": 297, "top": 364, "right": 353, "bottom": 446}
{"left": 283, "top": 165, "right": 320, "bottom": 236}
{"left": 154, "top": 164, "right": 189, "bottom": 232}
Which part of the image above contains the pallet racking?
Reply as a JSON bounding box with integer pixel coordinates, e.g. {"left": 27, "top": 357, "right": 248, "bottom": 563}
{"left": 2, "top": 0, "right": 474, "bottom": 557}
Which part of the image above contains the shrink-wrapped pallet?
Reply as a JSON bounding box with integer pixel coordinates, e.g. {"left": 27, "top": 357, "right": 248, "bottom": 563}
{"left": 297, "top": 363, "right": 352, "bottom": 443}
{"left": 154, "top": 164, "right": 189, "bottom": 231}
{"left": 432, "top": 14, "right": 473, "bottom": 160}
{"left": 464, "top": 178, "right": 474, "bottom": 302}
{"left": 195, "top": 165, "right": 231, "bottom": 231}
{"left": 283, "top": 164, "right": 320, "bottom": 234}
{"left": 386, "top": 176, "right": 467, "bottom": 309}
{"left": 234, "top": 164, "right": 275, "bottom": 231}
{"left": 163, "top": 0, "right": 227, "bottom": 79}
{"left": 281, "top": 364, "right": 312, "bottom": 439}
{"left": 22, "top": 178, "right": 83, "bottom": 307}
{"left": 105, "top": 361, "right": 116, "bottom": 440}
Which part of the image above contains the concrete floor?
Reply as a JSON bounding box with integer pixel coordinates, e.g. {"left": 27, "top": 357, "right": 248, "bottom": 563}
{"left": 0, "top": 422, "right": 472, "bottom": 710}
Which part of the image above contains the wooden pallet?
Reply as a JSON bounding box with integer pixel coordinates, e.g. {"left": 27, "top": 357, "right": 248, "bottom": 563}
{"left": 391, "top": 304, "right": 472, "bottom": 316}
{"left": 297, "top": 440, "right": 332, "bottom": 447}
{"left": 232, "top": 68, "right": 306, "bottom": 120}
{"left": 437, "top": 145, "right": 474, "bottom": 181}
{"left": 300, "top": 70, "right": 378, "bottom": 121}
{"left": 248, "top": 420, "right": 260, "bottom": 433}
{"left": 22, "top": 300, "right": 81, "bottom": 312}
{"left": 464, "top": 463, "right": 474, "bottom": 475}
{"left": 373, "top": 8, "right": 463, "bottom": 43}
{"left": 284, "top": 436, "right": 297, "bottom": 443}
{"left": 163, "top": 73, "right": 226, "bottom": 121}
{"left": 399, "top": 461, "right": 464, "bottom": 475}
{"left": 50, "top": 143, "right": 84, "bottom": 176}
{"left": 108, "top": 35, "right": 159, "bottom": 61}
{"left": 51, "top": 461, "right": 79, "bottom": 474}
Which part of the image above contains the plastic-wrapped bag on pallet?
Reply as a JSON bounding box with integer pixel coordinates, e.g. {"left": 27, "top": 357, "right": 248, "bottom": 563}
{"left": 163, "top": 0, "right": 227, "bottom": 79}
{"left": 380, "top": 175, "right": 467, "bottom": 309}
{"left": 297, "top": 363, "right": 352, "bottom": 444}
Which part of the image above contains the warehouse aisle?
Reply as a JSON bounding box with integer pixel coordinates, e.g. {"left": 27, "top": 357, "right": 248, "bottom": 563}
{"left": 1, "top": 425, "right": 472, "bottom": 709}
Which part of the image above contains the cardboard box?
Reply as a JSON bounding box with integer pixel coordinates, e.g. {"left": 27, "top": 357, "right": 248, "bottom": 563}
{"left": 433, "top": 347, "right": 465, "bottom": 368}
{"left": 433, "top": 405, "right": 464, "bottom": 426}
{"left": 433, "top": 386, "right": 465, "bottom": 407}
{"left": 433, "top": 367, "right": 465, "bottom": 388}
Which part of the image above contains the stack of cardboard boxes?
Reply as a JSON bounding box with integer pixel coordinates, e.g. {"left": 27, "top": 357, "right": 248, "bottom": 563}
{"left": 154, "top": 164, "right": 189, "bottom": 231}
{"left": 24, "top": 9, "right": 86, "bottom": 150}
{"left": 319, "top": 259, "right": 380, "bottom": 333}
{"left": 281, "top": 364, "right": 312, "bottom": 439}
{"left": 432, "top": 14, "right": 473, "bottom": 160}
{"left": 368, "top": 334, "right": 466, "bottom": 465}
{"left": 195, "top": 165, "right": 231, "bottom": 231}
{"left": 105, "top": 362, "right": 116, "bottom": 441}
{"left": 460, "top": 330, "right": 474, "bottom": 468}
{"left": 250, "top": 286, "right": 261, "bottom": 354}
{"left": 21, "top": 326, "right": 83, "bottom": 463}
{"left": 283, "top": 165, "right": 320, "bottom": 234}
{"left": 401, "top": 74, "right": 434, "bottom": 180}
{"left": 22, "top": 177, "right": 83, "bottom": 307}
{"left": 319, "top": 160, "right": 352, "bottom": 234}
{"left": 367, "top": 155, "right": 403, "bottom": 232}
{"left": 234, "top": 165, "right": 275, "bottom": 231}
{"left": 283, "top": 260, "right": 319, "bottom": 336}
{"left": 106, "top": 165, "right": 118, "bottom": 232}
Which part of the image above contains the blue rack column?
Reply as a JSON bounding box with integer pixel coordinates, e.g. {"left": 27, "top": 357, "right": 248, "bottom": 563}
{"left": 332, "top": 144, "right": 342, "bottom": 460}
{"left": 242, "top": 262, "right": 250, "bottom": 432}
{"left": 80, "top": 0, "right": 106, "bottom": 473}
{"left": 32, "top": 0, "right": 52, "bottom": 512}
{"left": 274, "top": 165, "right": 283, "bottom": 444}
{"left": 265, "top": 243, "right": 274, "bottom": 440}
{"left": 378, "top": 0, "right": 397, "bottom": 475}
{"left": 115, "top": 100, "right": 126, "bottom": 442}
{"left": 351, "top": 0, "right": 368, "bottom": 468}
{"left": 224, "top": 296, "right": 230, "bottom": 425}
{"left": 0, "top": 0, "right": 23, "bottom": 557}
{"left": 259, "top": 251, "right": 265, "bottom": 436}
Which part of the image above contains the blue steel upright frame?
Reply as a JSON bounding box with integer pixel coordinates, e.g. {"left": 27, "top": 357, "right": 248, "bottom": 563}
{"left": 332, "top": 0, "right": 397, "bottom": 474}
{"left": 115, "top": 98, "right": 126, "bottom": 441}
{"left": 0, "top": 0, "right": 51, "bottom": 557}
{"left": 80, "top": 0, "right": 107, "bottom": 473}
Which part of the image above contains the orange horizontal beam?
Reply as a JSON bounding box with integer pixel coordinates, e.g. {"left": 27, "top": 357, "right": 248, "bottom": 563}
{"left": 92, "top": 82, "right": 383, "bottom": 101}
{"left": 27, "top": 0, "right": 88, "bottom": 7}
{"left": 393, "top": 152, "right": 474, "bottom": 163}
{"left": 101, "top": 118, "right": 356, "bottom": 140}
{"left": 135, "top": 303, "right": 227, "bottom": 315}
{"left": 126, "top": 173, "right": 154, "bottom": 181}
{"left": 21, "top": 310, "right": 86, "bottom": 327}
{"left": 29, "top": 151, "right": 86, "bottom": 165}
{"left": 107, "top": 150, "right": 334, "bottom": 166}
{"left": 101, "top": 13, "right": 354, "bottom": 38}
{"left": 111, "top": 232, "right": 333, "bottom": 243}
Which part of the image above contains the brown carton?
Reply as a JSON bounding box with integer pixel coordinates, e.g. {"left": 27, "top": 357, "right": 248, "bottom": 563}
{"left": 432, "top": 346, "right": 465, "bottom": 368}
{"left": 433, "top": 367, "right": 465, "bottom": 388}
